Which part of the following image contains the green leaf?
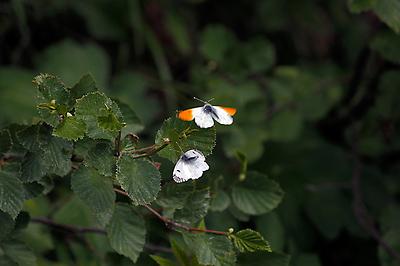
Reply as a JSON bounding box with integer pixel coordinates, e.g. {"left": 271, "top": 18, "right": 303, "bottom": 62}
{"left": 75, "top": 92, "right": 124, "bottom": 139}
{"left": 231, "top": 171, "right": 284, "bottom": 215}
{"left": 210, "top": 190, "right": 231, "bottom": 212}
{"left": 150, "top": 255, "right": 176, "bottom": 266}
{"left": 107, "top": 203, "right": 146, "bottom": 263}
{"left": 0, "top": 211, "right": 14, "bottom": 241}
{"left": 71, "top": 166, "right": 115, "bottom": 227}
{"left": 0, "top": 68, "right": 36, "bottom": 126}
{"left": 16, "top": 124, "right": 41, "bottom": 151}
{"left": 85, "top": 141, "right": 115, "bottom": 177}
{"left": 35, "top": 39, "right": 110, "bottom": 88}
{"left": 116, "top": 156, "right": 161, "bottom": 205}
{"left": 155, "top": 117, "right": 216, "bottom": 162}
{"left": 34, "top": 74, "right": 71, "bottom": 127}
{"left": 0, "top": 256, "right": 17, "bottom": 266}
{"left": 53, "top": 116, "right": 87, "bottom": 141}
{"left": 200, "top": 25, "right": 236, "bottom": 62}
{"left": 170, "top": 237, "right": 192, "bottom": 266}
{"left": 33, "top": 73, "right": 70, "bottom": 106}
{"left": 237, "top": 251, "right": 291, "bottom": 266}
{"left": 243, "top": 37, "right": 275, "bottom": 73}
{"left": 370, "top": 31, "right": 400, "bottom": 64}
{"left": 157, "top": 183, "right": 211, "bottom": 225}
{"left": 173, "top": 188, "right": 211, "bottom": 225}
{"left": 41, "top": 135, "right": 72, "bottom": 177}
{"left": 114, "top": 100, "right": 144, "bottom": 136}
{"left": 183, "top": 233, "right": 236, "bottom": 266}
{"left": 255, "top": 212, "right": 285, "bottom": 252}
{"left": 229, "top": 229, "right": 271, "bottom": 253}
{"left": 348, "top": 0, "right": 400, "bottom": 33}
{"left": 70, "top": 74, "right": 98, "bottom": 100}
{"left": 0, "top": 170, "right": 24, "bottom": 219}
{"left": 21, "top": 152, "right": 49, "bottom": 182}
{"left": 0, "top": 130, "right": 12, "bottom": 156}
{"left": 166, "top": 12, "right": 191, "bottom": 55}
{"left": 1, "top": 240, "right": 37, "bottom": 266}
{"left": 374, "top": 0, "right": 400, "bottom": 33}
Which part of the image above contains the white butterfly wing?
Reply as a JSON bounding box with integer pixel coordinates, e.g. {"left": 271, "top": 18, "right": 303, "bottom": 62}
{"left": 172, "top": 150, "right": 209, "bottom": 183}
{"left": 173, "top": 160, "right": 190, "bottom": 183}
{"left": 211, "top": 106, "right": 234, "bottom": 125}
{"left": 193, "top": 108, "right": 214, "bottom": 128}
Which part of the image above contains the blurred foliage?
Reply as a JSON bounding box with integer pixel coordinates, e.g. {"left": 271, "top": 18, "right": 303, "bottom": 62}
{"left": 1, "top": 0, "right": 400, "bottom": 265}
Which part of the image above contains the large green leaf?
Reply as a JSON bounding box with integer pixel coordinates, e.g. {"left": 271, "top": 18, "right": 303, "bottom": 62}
{"left": 107, "top": 203, "right": 146, "bottom": 263}
{"left": 70, "top": 74, "right": 98, "bottom": 100}
{"left": 243, "top": 37, "right": 275, "bottom": 73}
{"left": 183, "top": 233, "right": 236, "bottom": 266}
{"left": 71, "top": 166, "right": 115, "bottom": 227}
{"left": 348, "top": 0, "right": 400, "bottom": 33}
{"left": 200, "top": 24, "right": 236, "bottom": 62}
{"left": 85, "top": 141, "right": 115, "bottom": 177}
{"left": 75, "top": 92, "right": 124, "bottom": 139}
{"left": 114, "top": 100, "right": 144, "bottom": 137}
{"left": 35, "top": 39, "right": 110, "bottom": 88}
{"left": 16, "top": 124, "right": 41, "bottom": 152}
{"left": 157, "top": 183, "right": 211, "bottom": 225}
{"left": 21, "top": 152, "right": 49, "bottom": 182}
{"left": 231, "top": 172, "right": 284, "bottom": 215}
{"left": 210, "top": 190, "right": 231, "bottom": 212}
{"left": 41, "top": 135, "right": 72, "bottom": 177}
{"left": 370, "top": 31, "right": 400, "bottom": 64}
{"left": 374, "top": 0, "right": 400, "bottom": 33}
{"left": 255, "top": 212, "right": 285, "bottom": 252}
{"left": 229, "top": 229, "right": 271, "bottom": 253}
{"left": 116, "top": 156, "right": 161, "bottom": 205}
{"left": 53, "top": 116, "right": 87, "bottom": 141}
{"left": 174, "top": 188, "right": 211, "bottom": 226}
{"left": 0, "top": 170, "right": 24, "bottom": 219}
{"left": 33, "top": 73, "right": 70, "bottom": 105}
{"left": 155, "top": 117, "right": 216, "bottom": 162}
{"left": 0, "top": 68, "right": 36, "bottom": 126}
{"left": 33, "top": 74, "right": 71, "bottom": 127}
{"left": 1, "top": 240, "right": 37, "bottom": 266}
{"left": 0, "top": 211, "right": 14, "bottom": 241}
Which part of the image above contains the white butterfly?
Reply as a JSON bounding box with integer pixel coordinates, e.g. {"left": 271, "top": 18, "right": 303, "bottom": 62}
{"left": 173, "top": 149, "right": 209, "bottom": 183}
{"left": 178, "top": 98, "right": 237, "bottom": 128}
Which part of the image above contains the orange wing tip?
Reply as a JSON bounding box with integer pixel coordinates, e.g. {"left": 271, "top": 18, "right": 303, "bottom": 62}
{"left": 178, "top": 109, "right": 194, "bottom": 121}
{"left": 221, "top": 107, "right": 237, "bottom": 116}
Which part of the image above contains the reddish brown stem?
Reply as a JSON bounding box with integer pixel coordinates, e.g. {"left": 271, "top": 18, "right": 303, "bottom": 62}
{"left": 113, "top": 188, "right": 227, "bottom": 236}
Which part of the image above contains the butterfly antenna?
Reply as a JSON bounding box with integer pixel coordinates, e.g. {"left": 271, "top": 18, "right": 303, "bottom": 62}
{"left": 193, "top": 97, "right": 207, "bottom": 104}
{"left": 206, "top": 97, "right": 215, "bottom": 103}
{"left": 175, "top": 142, "right": 184, "bottom": 154}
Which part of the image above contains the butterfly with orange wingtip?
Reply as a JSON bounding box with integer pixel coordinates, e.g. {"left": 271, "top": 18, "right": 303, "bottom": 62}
{"left": 178, "top": 97, "right": 237, "bottom": 128}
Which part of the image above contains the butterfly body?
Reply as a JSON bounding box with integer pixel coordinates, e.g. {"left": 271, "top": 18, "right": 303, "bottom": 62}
{"left": 178, "top": 104, "right": 236, "bottom": 128}
{"left": 173, "top": 150, "right": 209, "bottom": 183}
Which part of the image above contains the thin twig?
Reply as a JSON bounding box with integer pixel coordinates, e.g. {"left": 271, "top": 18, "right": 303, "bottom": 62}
{"left": 30, "top": 217, "right": 107, "bottom": 235}
{"left": 113, "top": 188, "right": 227, "bottom": 236}
{"left": 30, "top": 217, "right": 172, "bottom": 253}
{"left": 351, "top": 154, "right": 400, "bottom": 262}
{"left": 128, "top": 140, "right": 171, "bottom": 159}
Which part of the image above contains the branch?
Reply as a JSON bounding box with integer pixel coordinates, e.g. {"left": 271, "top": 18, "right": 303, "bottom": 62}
{"left": 351, "top": 154, "right": 400, "bottom": 262}
{"left": 30, "top": 217, "right": 106, "bottom": 235}
{"left": 113, "top": 188, "right": 227, "bottom": 236}
{"left": 30, "top": 217, "right": 172, "bottom": 253}
{"left": 123, "top": 138, "right": 170, "bottom": 159}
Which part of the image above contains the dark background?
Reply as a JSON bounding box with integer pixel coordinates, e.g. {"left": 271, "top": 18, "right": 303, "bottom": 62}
{"left": 1, "top": 0, "right": 400, "bottom": 265}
